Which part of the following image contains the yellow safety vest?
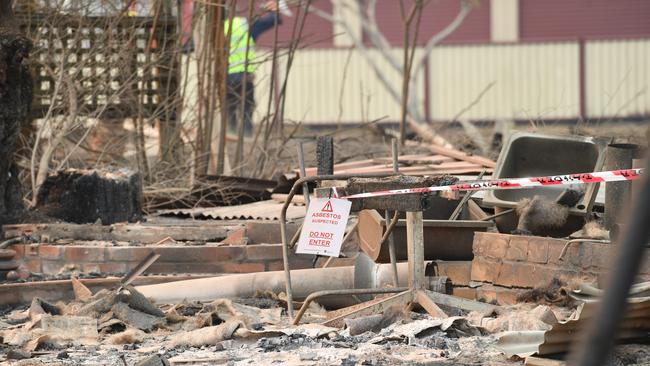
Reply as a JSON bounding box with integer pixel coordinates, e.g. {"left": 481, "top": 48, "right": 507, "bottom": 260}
{"left": 224, "top": 17, "right": 256, "bottom": 74}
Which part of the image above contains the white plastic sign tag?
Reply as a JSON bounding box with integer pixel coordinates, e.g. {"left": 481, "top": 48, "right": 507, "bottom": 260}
{"left": 296, "top": 198, "right": 352, "bottom": 257}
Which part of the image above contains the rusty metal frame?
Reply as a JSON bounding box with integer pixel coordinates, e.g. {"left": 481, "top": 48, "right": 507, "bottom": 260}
{"left": 292, "top": 287, "right": 408, "bottom": 325}
{"left": 280, "top": 173, "right": 398, "bottom": 319}
{"left": 281, "top": 173, "right": 498, "bottom": 323}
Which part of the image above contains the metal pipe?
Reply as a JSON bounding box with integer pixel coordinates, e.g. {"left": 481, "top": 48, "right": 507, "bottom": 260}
{"left": 604, "top": 143, "right": 640, "bottom": 230}
{"left": 138, "top": 266, "right": 353, "bottom": 305}
{"left": 449, "top": 170, "right": 486, "bottom": 220}
{"left": 480, "top": 208, "right": 515, "bottom": 222}
{"left": 387, "top": 137, "right": 400, "bottom": 287}
{"left": 280, "top": 173, "right": 398, "bottom": 319}
{"left": 0, "top": 237, "right": 23, "bottom": 250}
{"left": 569, "top": 157, "right": 650, "bottom": 366}
{"left": 288, "top": 222, "right": 303, "bottom": 249}
{"left": 292, "top": 287, "right": 408, "bottom": 325}
{"left": 385, "top": 212, "right": 399, "bottom": 287}
{"left": 297, "top": 142, "right": 311, "bottom": 210}
{"left": 136, "top": 261, "right": 417, "bottom": 305}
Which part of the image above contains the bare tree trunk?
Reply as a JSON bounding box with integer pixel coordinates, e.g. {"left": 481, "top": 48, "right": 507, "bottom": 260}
{"left": 0, "top": 2, "right": 32, "bottom": 224}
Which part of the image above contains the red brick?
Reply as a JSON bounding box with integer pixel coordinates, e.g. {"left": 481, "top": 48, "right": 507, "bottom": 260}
{"left": 511, "top": 263, "right": 555, "bottom": 288}
{"left": 25, "top": 244, "right": 39, "bottom": 257}
{"left": 42, "top": 260, "right": 67, "bottom": 274}
{"left": 22, "top": 258, "right": 42, "bottom": 273}
{"left": 266, "top": 257, "right": 315, "bottom": 271}
{"left": 147, "top": 262, "right": 224, "bottom": 274}
{"left": 98, "top": 262, "right": 129, "bottom": 274}
{"left": 565, "top": 243, "right": 587, "bottom": 268}
{"left": 591, "top": 244, "right": 612, "bottom": 271}
{"left": 495, "top": 261, "right": 517, "bottom": 287}
{"left": 207, "top": 246, "right": 246, "bottom": 262}
{"left": 495, "top": 288, "right": 523, "bottom": 305}
{"left": 265, "top": 261, "right": 285, "bottom": 271}
{"left": 475, "top": 286, "right": 497, "bottom": 304}
{"left": 527, "top": 238, "right": 550, "bottom": 264}
{"left": 107, "top": 246, "right": 246, "bottom": 263}
{"left": 475, "top": 284, "right": 524, "bottom": 306}
{"left": 578, "top": 244, "right": 595, "bottom": 270}
{"left": 556, "top": 241, "right": 603, "bottom": 270}
{"left": 547, "top": 241, "right": 566, "bottom": 265}
{"left": 106, "top": 247, "right": 152, "bottom": 262}
{"left": 485, "top": 235, "right": 508, "bottom": 259}
{"left": 506, "top": 236, "right": 528, "bottom": 261}
{"left": 82, "top": 264, "right": 101, "bottom": 273}
{"left": 159, "top": 247, "right": 245, "bottom": 263}
{"left": 221, "top": 262, "right": 265, "bottom": 273}
{"left": 470, "top": 257, "right": 498, "bottom": 283}
{"left": 12, "top": 245, "right": 26, "bottom": 259}
{"left": 472, "top": 232, "right": 488, "bottom": 257}
{"left": 492, "top": 261, "right": 558, "bottom": 288}
{"left": 435, "top": 261, "right": 472, "bottom": 286}
{"left": 245, "top": 245, "right": 283, "bottom": 261}
{"left": 452, "top": 287, "right": 477, "bottom": 300}
{"left": 64, "top": 247, "right": 105, "bottom": 262}
{"left": 222, "top": 228, "right": 248, "bottom": 245}
{"left": 40, "top": 245, "right": 63, "bottom": 260}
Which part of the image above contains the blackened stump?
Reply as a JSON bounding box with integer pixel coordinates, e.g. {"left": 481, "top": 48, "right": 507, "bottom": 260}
{"left": 35, "top": 169, "right": 143, "bottom": 224}
{"left": 0, "top": 4, "right": 32, "bottom": 225}
{"left": 316, "top": 136, "right": 334, "bottom": 176}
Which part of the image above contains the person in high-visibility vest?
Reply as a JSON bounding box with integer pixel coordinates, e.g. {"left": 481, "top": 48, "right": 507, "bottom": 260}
{"left": 225, "top": 1, "right": 291, "bottom": 137}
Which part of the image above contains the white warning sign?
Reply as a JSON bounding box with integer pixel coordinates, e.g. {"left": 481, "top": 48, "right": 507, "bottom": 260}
{"left": 296, "top": 198, "right": 352, "bottom": 257}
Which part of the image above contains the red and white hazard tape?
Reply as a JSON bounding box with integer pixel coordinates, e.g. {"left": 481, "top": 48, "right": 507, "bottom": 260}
{"left": 341, "top": 168, "right": 644, "bottom": 200}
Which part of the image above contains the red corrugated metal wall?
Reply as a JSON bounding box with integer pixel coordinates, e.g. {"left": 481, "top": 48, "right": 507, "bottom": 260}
{"left": 235, "top": 0, "right": 334, "bottom": 47}
{"left": 372, "top": 0, "right": 491, "bottom": 45}
{"left": 520, "top": 0, "right": 650, "bottom": 40}
{"left": 224, "top": 0, "right": 650, "bottom": 49}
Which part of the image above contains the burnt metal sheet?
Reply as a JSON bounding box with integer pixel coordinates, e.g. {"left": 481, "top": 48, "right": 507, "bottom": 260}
{"left": 157, "top": 200, "right": 306, "bottom": 221}
{"left": 497, "top": 285, "right": 650, "bottom": 358}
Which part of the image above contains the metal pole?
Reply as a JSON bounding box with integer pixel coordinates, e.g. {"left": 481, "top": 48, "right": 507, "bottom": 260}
{"left": 449, "top": 170, "right": 486, "bottom": 220}
{"left": 297, "top": 142, "right": 311, "bottom": 210}
{"left": 569, "top": 157, "right": 650, "bottom": 366}
{"left": 386, "top": 138, "right": 400, "bottom": 286}
{"left": 603, "top": 143, "right": 639, "bottom": 230}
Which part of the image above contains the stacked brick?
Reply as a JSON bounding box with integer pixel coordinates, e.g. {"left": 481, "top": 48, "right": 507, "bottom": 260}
{"left": 470, "top": 232, "right": 626, "bottom": 304}
{"left": 12, "top": 243, "right": 352, "bottom": 276}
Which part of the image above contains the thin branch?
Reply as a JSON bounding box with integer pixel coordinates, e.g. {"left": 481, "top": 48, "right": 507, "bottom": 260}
{"left": 412, "top": 0, "right": 472, "bottom": 78}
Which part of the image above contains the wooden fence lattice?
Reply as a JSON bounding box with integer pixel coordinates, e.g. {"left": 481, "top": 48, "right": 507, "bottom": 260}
{"left": 18, "top": 13, "right": 179, "bottom": 120}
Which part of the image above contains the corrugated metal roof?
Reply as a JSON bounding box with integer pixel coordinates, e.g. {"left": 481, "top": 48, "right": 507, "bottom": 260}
{"left": 156, "top": 200, "right": 306, "bottom": 221}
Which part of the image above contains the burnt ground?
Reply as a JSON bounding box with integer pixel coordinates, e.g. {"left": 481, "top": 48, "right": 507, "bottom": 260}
{"left": 3, "top": 298, "right": 650, "bottom": 366}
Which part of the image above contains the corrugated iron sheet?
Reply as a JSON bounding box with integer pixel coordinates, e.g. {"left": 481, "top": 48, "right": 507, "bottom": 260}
{"left": 156, "top": 200, "right": 306, "bottom": 221}
{"left": 497, "top": 283, "right": 650, "bottom": 357}
{"left": 238, "top": 39, "right": 650, "bottom": 124}
{"left": 586, "top": 39, "right": 650, "bottom": 118}
{"left": 430, "top": 42, "right": 580, "bottom": 120}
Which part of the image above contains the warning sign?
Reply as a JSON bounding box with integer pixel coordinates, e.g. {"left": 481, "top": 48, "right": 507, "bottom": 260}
{"left": 296, "top": 198, "right": 352, "bottom": 257}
